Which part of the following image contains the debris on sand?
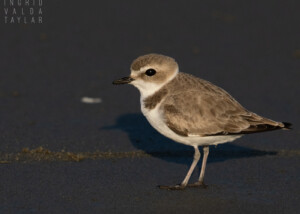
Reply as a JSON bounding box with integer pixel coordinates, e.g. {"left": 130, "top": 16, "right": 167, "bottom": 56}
{"left": 0, "top": 146, "right": 150, "bottom": 163}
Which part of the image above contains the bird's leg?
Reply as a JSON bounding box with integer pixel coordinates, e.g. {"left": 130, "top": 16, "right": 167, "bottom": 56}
{"left": 187, "top": 146, "right": 209, "bottom": 188}
{"left": 159, "top": 146, "right": 200, "bottom": 190}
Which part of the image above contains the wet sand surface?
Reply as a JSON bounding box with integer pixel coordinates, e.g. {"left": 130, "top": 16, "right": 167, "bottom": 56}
{"left": 0, "top": 0, "right": 300, "bottom": 213}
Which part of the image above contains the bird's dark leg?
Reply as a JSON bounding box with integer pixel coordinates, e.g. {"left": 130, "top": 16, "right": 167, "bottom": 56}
{"left": 187, "top": 146, "right": 209, "bottom": 188}
{"left": 159, "top": 146, "right": 200, "bottom": 190}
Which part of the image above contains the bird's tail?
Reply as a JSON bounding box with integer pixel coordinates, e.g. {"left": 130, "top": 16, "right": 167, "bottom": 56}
{"left": 282, "top": 122, "right": 292, "bottom": 130}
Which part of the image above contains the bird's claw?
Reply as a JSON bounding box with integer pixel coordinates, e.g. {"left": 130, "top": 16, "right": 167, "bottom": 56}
{"left": 187, "top": 181, "right": 208, "bottom": 188}
{"left": 158, "top": 184, "right": 186, "bottom": 190}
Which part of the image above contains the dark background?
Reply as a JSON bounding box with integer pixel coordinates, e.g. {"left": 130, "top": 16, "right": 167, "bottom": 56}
{"left": 0, "top": 0, "right": 299, "bottom": 213}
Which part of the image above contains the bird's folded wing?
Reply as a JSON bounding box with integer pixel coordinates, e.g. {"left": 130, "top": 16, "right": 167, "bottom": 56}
{"left": 162, "top": 91, "right": 283, "bottom": 137}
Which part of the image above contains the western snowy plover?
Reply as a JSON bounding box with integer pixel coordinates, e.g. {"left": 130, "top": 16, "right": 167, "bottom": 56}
{"left": 113, "top": 53, "right": 291, "bottom": 190}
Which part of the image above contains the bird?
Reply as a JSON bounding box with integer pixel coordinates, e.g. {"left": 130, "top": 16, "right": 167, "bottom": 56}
{"left": 112, "top": 53, "right": 291, "bottom": 190}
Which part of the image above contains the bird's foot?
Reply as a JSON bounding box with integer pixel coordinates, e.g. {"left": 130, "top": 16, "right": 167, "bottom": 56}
{"left": 187, "top": 181, "right": 208, "bottom": 188}
{"left": 158, "top": 184, "right": 186, "bottom": 190}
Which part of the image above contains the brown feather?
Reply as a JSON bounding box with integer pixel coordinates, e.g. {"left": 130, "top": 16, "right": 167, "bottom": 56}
{"left": 158, "top": 73, "right": 286, "bottom": 136}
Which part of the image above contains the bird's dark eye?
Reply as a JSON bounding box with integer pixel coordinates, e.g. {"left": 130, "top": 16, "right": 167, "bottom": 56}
{"left": 145, "top": 69, "right": 156, "bottom": 76}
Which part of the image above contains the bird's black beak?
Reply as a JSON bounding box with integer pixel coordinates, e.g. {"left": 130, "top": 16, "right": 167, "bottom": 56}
{"left": 112, "top": 77, "right": 134, "bottom": 85}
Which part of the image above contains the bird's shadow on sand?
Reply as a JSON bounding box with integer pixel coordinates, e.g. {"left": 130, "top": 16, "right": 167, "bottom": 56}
{"left": 104, "top": 113, "right": 276, "bottom": 166}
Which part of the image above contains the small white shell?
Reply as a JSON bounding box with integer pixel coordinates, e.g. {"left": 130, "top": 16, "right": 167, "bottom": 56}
{"left": 81, "top": 97, "right": 102, "bottom": 104}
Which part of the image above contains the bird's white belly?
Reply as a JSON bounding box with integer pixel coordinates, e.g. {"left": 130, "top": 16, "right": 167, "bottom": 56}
{"left": 141, "top": 103, "right": 242, "bottom": 147}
